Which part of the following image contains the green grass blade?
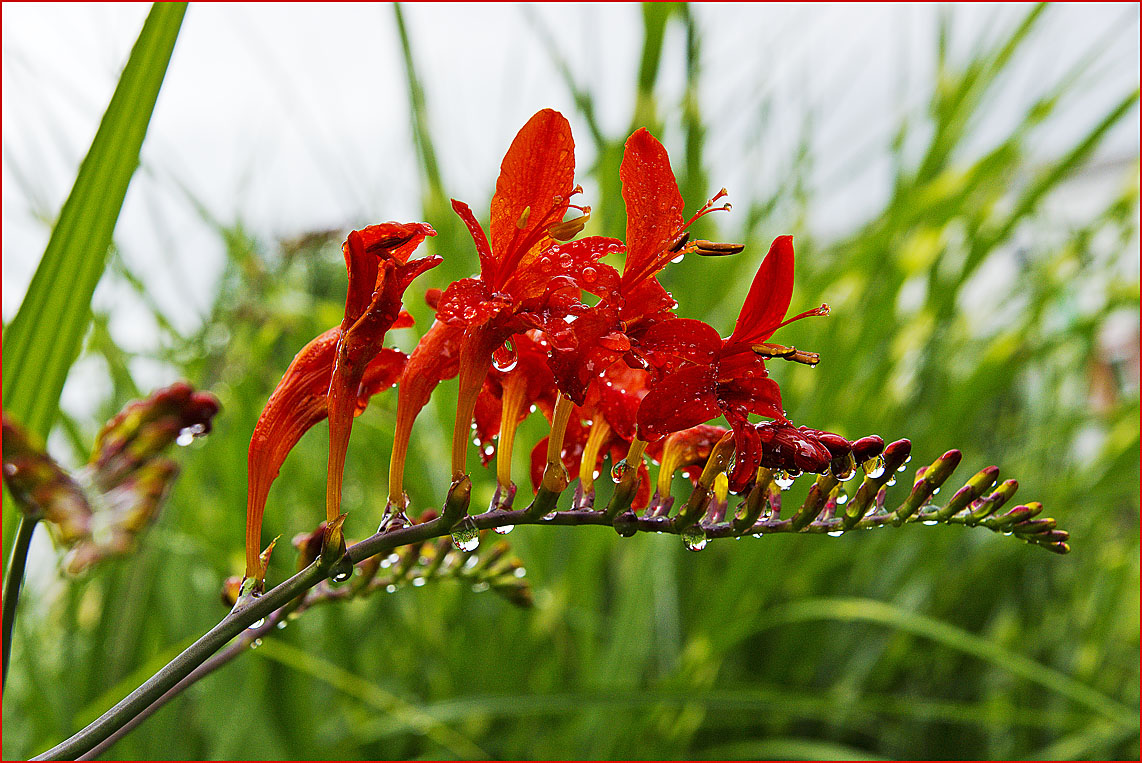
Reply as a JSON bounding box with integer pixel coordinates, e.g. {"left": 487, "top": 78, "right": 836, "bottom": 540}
{"left": 1, "top": 2, "right": 185, "bottom": 559}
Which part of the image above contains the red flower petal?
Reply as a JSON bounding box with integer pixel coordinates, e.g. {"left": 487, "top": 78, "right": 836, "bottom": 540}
{"left": 638, "top": 318, "right": 721, "bottom": 373}
{"left": 436, "top": 277, "right": 513, "bottom": 328}
{"left": 636, "top": 364, "right": 722, "bottom": 441}
{"left": 508, "top": 236, "right": 624, "bottom": 302}
{"left": 620, "top": 128, "right": 685, "bottom": 290}
{"left": 725, "top": 235, "right": 794, "bottom": 350}
{"left": 451, "top": 199, "right": 496, "bottom": 281}
{"left": 488, "top": 109, "right": 577, "bottom": 288}
{"left": 356, "top": 348, "right": 408, "bottom": 415}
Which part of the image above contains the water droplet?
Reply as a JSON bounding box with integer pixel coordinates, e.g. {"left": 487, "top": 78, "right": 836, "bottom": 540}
{"left": 514, "top": 567, "right": 527, "bottom": 578}
{"left": 385, "top": 584, "right": 397, "bottom": 593}
{"left": 494, "top": 524, "right": 514, "bottom": 535}
{"left": 331, "top": 568, "right": 352, "bottom": 583}
{"left": 681, "top": 526, "right": 707, "bottom": 551}
{"left": 542, "top": 511, "right": 558, "bottom": 521}
{"left": 827, "top": 530, "right": 845, "bottom": 537}
{"left": 250, "top": 638, "right": 263, "bottom": 649}
{"left": 582, "top": 266, "right": 597, "bottom": 283}
{"left": 412, "top": 576, "right": 426, "bottom": 587}
{"left": 471, "top": 581, "right": 491, "bottom": 593}
{"left": 386, "top": 553, "right": 400, "bottom": 566}
{"left": 863, "top": 454, "right": 886, "bottom": 479}
{"left": 886, "top": 476, "right": 897, "bottom": 487}
{"left": 463, "top": 555, "right": 480, "bottom": 570}
{"left": 670, "top": 253, "right": 685, "bottom": 264}
{"left": 922, "top": 519, "right": 939, "bottom": 526}
{"left": 836, "top": 493, "right": 849, "bottom": 505}
{"left": 529, "top": 404, "right": 537, "bottom": 413}
{"left": 751, "top": 533, "right": 764, "bottom": 539}
{"left": 451, "top": 526, "right": 480, "bottom": 552}
{"left": 248, "top": 618, "right": 266, "bottom": 631}
{"left": 774, "top": 470, "right": 795, "bottom": 490}
{"left": 932, "top": 487, "right": 941, "bottom": 496}
{"left": 492, "top": 340, "right": 518, "bottom": 372}
{"left": 904, "top": 455, "right": 913, "bottom": 464}
{"left": 275, "top": 620, "right": 288, "bottom": 630}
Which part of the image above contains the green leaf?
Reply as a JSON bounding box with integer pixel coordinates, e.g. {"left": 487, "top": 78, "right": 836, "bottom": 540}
{"left": 1, "top": 3, "right": 185, "bottom": 560}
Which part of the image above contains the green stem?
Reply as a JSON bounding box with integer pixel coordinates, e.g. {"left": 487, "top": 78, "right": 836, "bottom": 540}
{"left": 34, "top": 491, "right": 1059, "bottom": 759}
{"left": 3, "top": 515, "right": 39, "bottom": 688}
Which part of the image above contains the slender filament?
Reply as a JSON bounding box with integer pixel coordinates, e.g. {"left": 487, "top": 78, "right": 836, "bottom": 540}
{"left": 496, "top": 373, "right": 529, "bottom": 489}
{"left": 578, "top": 418, "right": 612, "bottom": 495}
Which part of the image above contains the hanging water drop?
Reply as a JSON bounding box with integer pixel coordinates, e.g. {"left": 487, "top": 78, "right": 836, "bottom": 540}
{"left": 491, "top": 339, "right": 519, "bottom": 372}
{"left": 886, "top": 476, "right": 897, "bottom": 487}
{"left": 275, "top": 620, "right": 288, "bottom": 630}
{"left": 751, "top": 533, "right": 764, "bottom": 539}
{"left": 385, "top": 584, "right": 397, "bottom": 593}
{"left": 827, "top": 529, "right": 845, "bottom": 537}
{"left": 451, "top": 525, "right": 480, "bottom": 552}
{"left": 412, "top": 576, "right": 426, "bottom": 587}
{"left": 681, "top": 526, "right": 707, "bottom": 552}
{"left": 494, "top": 524, "right": 515, "bottom": 535}
{"left": 774, "top": 470, "right": 795, "bottom": 490}
{"left": 836, "top": 493, "right": 849, "bottom": 506}
{"left": 247, "top": 618, "right": 266, "bottom": 631}
{"left": 250, "top": 638, "right": 263, "bottom": 650}
{"left": 176, "top": 429, "right": 195, "bottom": 447}
{"left": 331, "top": 568, "right": 352, "bottom": 584}
{"left": 863, "top": 454, "right": 886, "bottom": 479}
{"left": 921, "top": 519, "right": 939, "bottom": 526}
{"left": 611, "top": 459, "right": 630, "bottom": 483}
{"left": 542, "top": 511, "right": 558, "bottom": 521}
{"left": 514, "top": 567, "right": 527, "bottom": 578}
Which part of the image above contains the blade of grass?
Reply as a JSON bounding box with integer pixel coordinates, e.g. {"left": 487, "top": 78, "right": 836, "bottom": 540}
{"left": 755, "top": 597, "right": 1137, "bottom": 726}
{"left": 2, "top": 2, "right": 186, "bottom": 561}
{"left": 253, "top": 638, "right": 489, "bottom": 760}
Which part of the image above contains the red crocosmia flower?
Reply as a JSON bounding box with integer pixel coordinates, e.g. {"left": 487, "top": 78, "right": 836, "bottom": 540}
{"left": 245, "top": 222, "right": 438, "bottom": 580}
{"left": 543, "top": 127, "right": 734, "bottom": 403}
{"left": 431, "top": 109, "right": 623, "bottom": 479}
{"left": 636, "top": 235, "right": 828, "bottom": 492}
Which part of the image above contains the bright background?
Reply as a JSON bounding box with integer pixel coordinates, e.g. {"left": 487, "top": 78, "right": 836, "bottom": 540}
{"left": 3, "top": 4, "right": 1139, "bottom": 760}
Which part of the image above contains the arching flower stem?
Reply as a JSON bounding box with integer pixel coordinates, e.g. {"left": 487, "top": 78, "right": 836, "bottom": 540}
{"left": 524, "top": 394, "right": 575, "bottom": 519}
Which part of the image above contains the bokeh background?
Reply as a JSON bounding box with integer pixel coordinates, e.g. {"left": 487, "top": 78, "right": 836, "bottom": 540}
{"left": 3, "top": 3, "right": 1139, "bottom": 760}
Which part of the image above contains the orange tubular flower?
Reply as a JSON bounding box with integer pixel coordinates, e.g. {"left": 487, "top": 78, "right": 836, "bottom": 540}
{"left": 245, "top": 222, "right": 438, "bottom": 581}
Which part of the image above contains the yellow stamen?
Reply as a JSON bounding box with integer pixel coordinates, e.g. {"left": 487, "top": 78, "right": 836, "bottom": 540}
{"left": 516, "top": 206, "right": 531, "bottom": 229}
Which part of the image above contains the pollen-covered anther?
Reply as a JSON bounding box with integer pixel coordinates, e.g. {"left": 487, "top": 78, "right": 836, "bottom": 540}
{"left": 547, "top": 207, "right": 591, "bottom": 241}
{"left": 751, "top": 342, "right": 820, "bottom": 366}
{"left": 516, "top": 206, "right": 532, "bottom": 229}
{"left": 693, "top": 239, "right": 745, "bottom": 257}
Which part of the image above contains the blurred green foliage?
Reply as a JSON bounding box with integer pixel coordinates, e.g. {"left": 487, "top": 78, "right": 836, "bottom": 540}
{"left": 3, "top": 3, "right": 1138, "bottom": 760}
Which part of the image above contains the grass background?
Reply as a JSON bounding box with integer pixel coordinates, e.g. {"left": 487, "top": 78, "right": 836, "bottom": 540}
{"left": 2, "top": 4, "right": 1138, "bottom": 760}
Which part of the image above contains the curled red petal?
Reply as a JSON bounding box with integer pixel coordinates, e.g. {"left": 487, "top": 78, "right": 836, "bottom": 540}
{"left": 342, "top": 222, "right": 437, "bottom": 327}
{"left": 620, "top": 128, "right": 685, "bottom": 290}
{"left": 725, "top": 235, "right": 794, "bottom": 350}
{"left": 636, "top": 365, "right": 722, "bottom": 441}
